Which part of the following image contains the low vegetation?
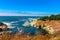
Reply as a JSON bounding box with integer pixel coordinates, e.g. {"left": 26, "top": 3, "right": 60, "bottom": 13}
{"left": 38, "top": 14, "right": 60, "bottom": 20}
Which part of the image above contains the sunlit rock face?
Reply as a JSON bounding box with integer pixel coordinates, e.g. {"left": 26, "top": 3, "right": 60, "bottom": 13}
{"left": 42, "top": 25, "right": 55, "bottom": 34}
{"left": 0, "top": 24, "right": 8, "bottom": 34}
{"left": 30, "top": 20, "right": 38, "bottom": 27}
{"left": 30, "top": 20, "right": 60, "bottom": 34}
{"left": 2, "top": 24, "right": 7, "bottom": 31}
{"left": 0, "top": 22, "right": 8, "bottom": 31}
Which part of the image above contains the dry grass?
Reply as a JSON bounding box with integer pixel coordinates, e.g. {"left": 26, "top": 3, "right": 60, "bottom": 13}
{"left": 0, "top": 32, "right": 60, "bottom": 40}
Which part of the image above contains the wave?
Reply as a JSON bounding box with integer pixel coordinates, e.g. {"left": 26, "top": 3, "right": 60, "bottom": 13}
{"left": 10, "top": 21, "right": 19, "bottom": 23}
{"left": 23, "top": 21, "right": 30, "bottom": 27}
{"left": 3, "top": 22, "right": 15, "bottom": 28}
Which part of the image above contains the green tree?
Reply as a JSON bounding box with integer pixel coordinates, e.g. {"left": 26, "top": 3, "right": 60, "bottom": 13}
{"left": 38, "top": 14, "right": 60, "bottom": 20}
{"left": 39, "top": 16, "right": 49, "bottom": 21}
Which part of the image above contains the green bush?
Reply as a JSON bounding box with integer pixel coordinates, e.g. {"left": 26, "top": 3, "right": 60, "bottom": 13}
{"left": 38, "top": 14, "right": 60, "bottom": 20}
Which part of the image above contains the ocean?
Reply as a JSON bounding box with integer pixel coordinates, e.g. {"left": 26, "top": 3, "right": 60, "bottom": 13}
{"left": 0, "top": 16, "right": 41, "bottom": 35}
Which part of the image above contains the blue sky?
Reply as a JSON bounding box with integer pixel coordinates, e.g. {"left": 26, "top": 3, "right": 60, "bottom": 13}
{"left": 0, "top": 0, "right": 60, "bottom": 16}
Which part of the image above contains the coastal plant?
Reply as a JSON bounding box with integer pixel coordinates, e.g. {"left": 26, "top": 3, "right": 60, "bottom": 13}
{"left": 38, "top": 14, "right": 60, "bottom": 20}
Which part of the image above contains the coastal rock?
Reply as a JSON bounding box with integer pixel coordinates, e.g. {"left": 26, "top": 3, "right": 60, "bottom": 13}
{"left": 30, "top": 20, "right": 60, "bottom": 34}
{"left": 0, "top": 22, "right": 8, "bottom": 31}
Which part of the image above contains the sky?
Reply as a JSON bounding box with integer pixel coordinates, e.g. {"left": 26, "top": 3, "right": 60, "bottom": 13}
{"left": 0, "top": 0, "right": 60, "bottom": 16}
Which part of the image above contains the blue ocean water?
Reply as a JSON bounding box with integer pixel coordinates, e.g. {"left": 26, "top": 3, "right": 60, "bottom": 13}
{"left": 0, "top": 16, "right": 41, "bottom": 34}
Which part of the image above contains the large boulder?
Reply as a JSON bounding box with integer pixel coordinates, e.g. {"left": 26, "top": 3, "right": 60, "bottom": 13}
{"left": 0, "top": 22, "right": 8, "bottom": 31}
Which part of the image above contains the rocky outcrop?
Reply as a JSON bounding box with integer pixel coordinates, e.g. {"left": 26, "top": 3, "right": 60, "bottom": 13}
{"left": 0, "top": 22, "right": 8, "bottom": 31}
{"left": 31, "top": 20, "right": 60, "bottom": 34}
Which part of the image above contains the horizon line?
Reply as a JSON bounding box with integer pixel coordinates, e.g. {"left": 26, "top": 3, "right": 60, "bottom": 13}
{"left": 0, "top": 10, "right": 59, "bottom": 16}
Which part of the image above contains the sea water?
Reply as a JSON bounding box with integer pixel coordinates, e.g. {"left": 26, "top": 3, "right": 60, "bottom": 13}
{"left": 0, "top": 16, "right": 41, "bottom": 34}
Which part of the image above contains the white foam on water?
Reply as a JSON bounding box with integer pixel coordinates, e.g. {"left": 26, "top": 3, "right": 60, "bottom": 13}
{"left": 17, "top": 27, "right": 24, "bottom": 34}
{"left": 3, "top": 22, "right": 15, "bottom": 28}
{"left": 23, "top": 21, "right": 30, "bottom": 27}
{"left": 10, "top": 21, "right": 19, "bottom": 23}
